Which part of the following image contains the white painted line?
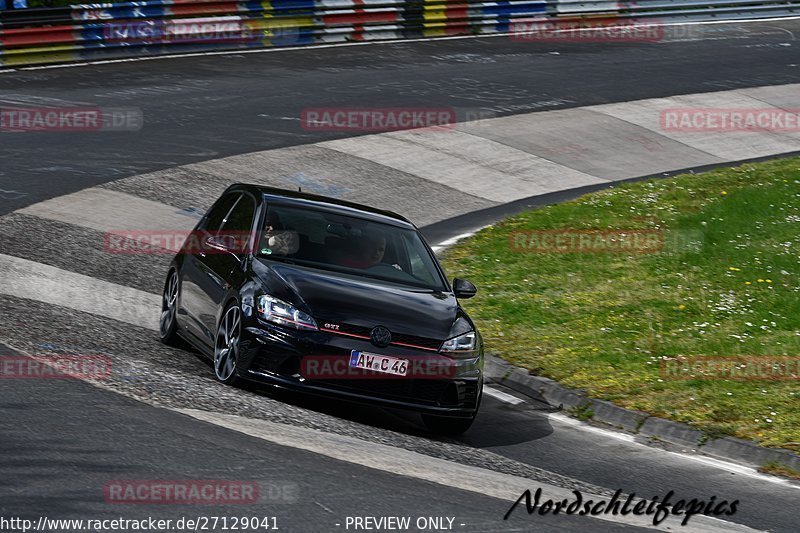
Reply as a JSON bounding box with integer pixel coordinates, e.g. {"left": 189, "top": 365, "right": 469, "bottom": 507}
{"left": 0, "top": 188, "right": 28, "bottom": 200}
{"left": 177, "top": 408, "right": 762, "bottom": 533}
{"left": 257, "top": 114, "right": 302, "bottom": 121}
{"left": 0, "top": 254, "right": 159, "bottom": 331}
{"left": 549, "top": 413, "right": 800, "bottom": 489}
{"left": 13, "top": 34, "right": 508, "bottom": 71}
{"left": 432, "top": 228, "right": 489, "bottom": 254}
{"left": 550, "top": 412, "right": 637, "bottom": 444}
{"left": 663, "top": 451, "right": 800, "bottom": 490}
{"left": 591, "top": 92, "right": 800, "bottom": 161}
{"left": 437, "top": 231, "right": 479, "bottom": 248}
{"left": 483, "top": 385, "right": 525, "bottom": 405}
{"left": 8, "top": 17, "right": 800, "bottom": 72}
{"left": 321, "top": 132, "right": 603, "bottom": 203}
{"left": 17, "top": 188, "right": 198, "bottom": 250}
{"left": 0, "top": 94, "right": 96, "bottom": 107}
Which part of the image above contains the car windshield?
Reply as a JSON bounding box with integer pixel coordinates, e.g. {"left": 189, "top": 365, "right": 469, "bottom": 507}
{"left": 256, "top": 202, "right": 447, "bottom": 291}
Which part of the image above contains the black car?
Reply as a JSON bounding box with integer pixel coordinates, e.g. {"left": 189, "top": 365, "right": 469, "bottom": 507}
{"left": 159, "top": 184, "right": 483, "bottom": 434}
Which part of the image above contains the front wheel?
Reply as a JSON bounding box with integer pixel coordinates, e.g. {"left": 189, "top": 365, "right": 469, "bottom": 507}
{"left": 214, "top": 303, "right": 242, "bottom": 386}
{"left": 421, "top": 413, "right": 476, "bottom": 435}
{"left": 159, "top": 270, "right": 181, "bottom": 346}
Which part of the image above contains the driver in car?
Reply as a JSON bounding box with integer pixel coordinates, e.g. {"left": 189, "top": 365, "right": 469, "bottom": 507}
{"left": 259, "top": 211, "right": 299, "bottom": 256}
{"left": 341, "top": 232, "right": 401, "bottom": 270}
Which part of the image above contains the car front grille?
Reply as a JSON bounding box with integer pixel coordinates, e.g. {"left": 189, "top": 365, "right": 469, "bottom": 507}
{"left": 332, "top": 323, "right": 442, "bottom": 351}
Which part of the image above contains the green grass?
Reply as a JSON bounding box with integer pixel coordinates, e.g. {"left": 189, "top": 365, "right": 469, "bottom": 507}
{"left": 569, "top": 403, "right": 594, "bottom": 422}
{"left": 759, "top": 461, "right": 800, "bottom": 480}
{"left": 441, "top": 157, "right": 800, "bottom": 449}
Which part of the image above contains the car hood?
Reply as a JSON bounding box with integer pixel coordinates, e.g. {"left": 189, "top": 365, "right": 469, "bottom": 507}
{"left": 254, "top": 259, "right": 458, "bottom": 339}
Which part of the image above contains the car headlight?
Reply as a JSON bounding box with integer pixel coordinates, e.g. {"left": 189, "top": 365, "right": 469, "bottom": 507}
{"left": 257, "top": 295, "right": 317, "bottom": 331}
{"left": 440, "top": 331, "right": 477, "bottom": 355}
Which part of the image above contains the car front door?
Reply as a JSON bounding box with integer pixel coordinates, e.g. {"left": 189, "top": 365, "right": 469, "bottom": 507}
{"left": 193, "top": 192, "right": 258, "bottom": 343}
{"left": 179, "top": 192, "right": 242, "bottom": 347}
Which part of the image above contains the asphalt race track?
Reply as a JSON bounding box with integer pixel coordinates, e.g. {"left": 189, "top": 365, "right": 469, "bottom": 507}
{"left": 2, "top": 19, "right": 800, "bottom": 215}
{"left": 2, "top": 18, "right": 800, "bottom": 533}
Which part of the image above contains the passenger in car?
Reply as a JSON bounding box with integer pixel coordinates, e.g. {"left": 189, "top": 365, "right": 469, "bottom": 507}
{"left": 339, "top": 231, "right": 403, "bottom": 271}
{"left": 340, "top": 232, "right": 386, "bottom": 269}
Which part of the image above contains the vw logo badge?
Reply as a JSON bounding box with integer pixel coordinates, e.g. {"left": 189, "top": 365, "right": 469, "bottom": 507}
{"left": 370, "top": 326, "right": 392, "bottom": 348}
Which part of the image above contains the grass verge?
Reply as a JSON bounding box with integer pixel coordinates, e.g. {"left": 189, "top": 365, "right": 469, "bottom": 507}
{"left": 759, "top": 461, "right": 800, "bottom": 480}
{"left": 440, "top": 157, "right": 800, "bottom": 449}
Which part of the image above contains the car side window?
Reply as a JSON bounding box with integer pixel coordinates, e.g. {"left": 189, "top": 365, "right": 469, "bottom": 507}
{"left": 220, "top": 194, "right": 256, "bottom": 233}
{"left": 402, "top": 233, "right": 437, "bottom": 286}
{"left": 203, "top": 193, "right": 241, "bottom": 232}
{"left": 218, "top": 194, "right": 256, "bottom": 253}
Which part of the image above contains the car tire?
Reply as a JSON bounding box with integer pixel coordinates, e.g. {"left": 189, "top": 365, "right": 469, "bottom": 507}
{"left": 421, "top": 413, "right": 476, "bottom": 435}
{"left": 159, "top": 270, "right": 182, "bottom": 346}
{"left": 214, "top": 302, "right": 242, "bottom": 386}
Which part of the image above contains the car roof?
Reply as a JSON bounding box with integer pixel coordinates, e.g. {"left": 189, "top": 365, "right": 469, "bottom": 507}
{"left": 227, "top": 183, "right": 415, "bottom": 228}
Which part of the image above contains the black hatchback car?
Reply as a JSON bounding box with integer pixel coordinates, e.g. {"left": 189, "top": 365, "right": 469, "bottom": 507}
{"left": 159, "top": 184, "right": 483, "bottom": 434}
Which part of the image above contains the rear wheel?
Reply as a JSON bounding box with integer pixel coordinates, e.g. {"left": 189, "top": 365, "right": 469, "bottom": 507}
{"left": 159, "top": 270, "right": 181, "bottom": 346}
{"left": 421, "top": 413, "right": 476, "bottom": 435}
{"left": 214, "top": 303, "right": 242, "bottom": 386}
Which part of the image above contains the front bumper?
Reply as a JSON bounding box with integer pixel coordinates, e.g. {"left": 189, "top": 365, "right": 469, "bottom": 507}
{"left": 238, "top": 322, "right": 483, "bottom": 417}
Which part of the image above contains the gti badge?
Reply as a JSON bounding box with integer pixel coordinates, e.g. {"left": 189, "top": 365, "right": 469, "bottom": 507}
{"left": 370, "top": 326, "right": 392, "bottom": 348}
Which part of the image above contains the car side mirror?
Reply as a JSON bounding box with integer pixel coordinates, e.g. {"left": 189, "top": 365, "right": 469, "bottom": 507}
{"left": 205, "top": 234, "right": 230, "bottom": 251}
{"left": 453, "top": 278, "right": 477, "bottom": 299}
{"left": 204, "top": 234, "right": 245, "bottom": 256}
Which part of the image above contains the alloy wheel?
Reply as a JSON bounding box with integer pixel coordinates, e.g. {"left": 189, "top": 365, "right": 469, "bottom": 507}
{"left": 214, "top": 305, "right": 241, "bottom": 382}
{"left": 159, "top": 271, "right": 178, "bottom": 340}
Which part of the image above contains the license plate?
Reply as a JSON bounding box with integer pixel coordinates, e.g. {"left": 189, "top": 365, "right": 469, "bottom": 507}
{"left": 349, "top": 350, "right": 409, "bottom": 376}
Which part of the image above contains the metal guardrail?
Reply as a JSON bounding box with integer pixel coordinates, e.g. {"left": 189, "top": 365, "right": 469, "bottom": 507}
{"left": 0, "top": 0, "right": 798, "bottom": 67}
{"left": 0, "top": 0, "right": 547, "bottom": 65}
